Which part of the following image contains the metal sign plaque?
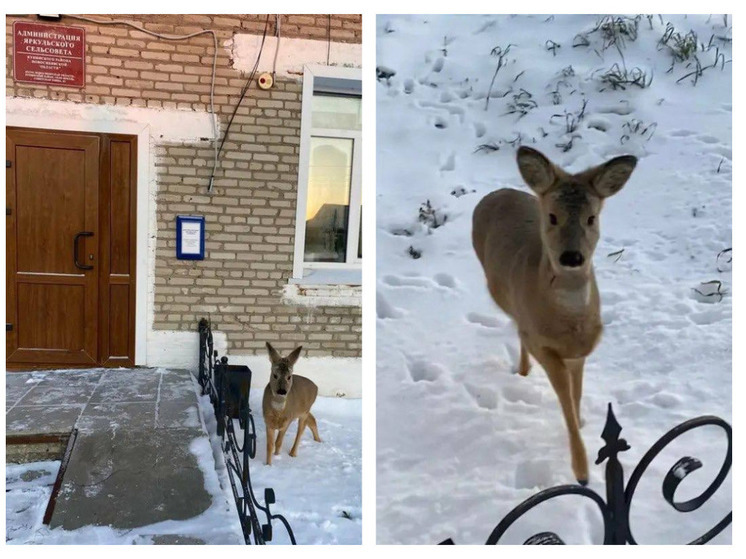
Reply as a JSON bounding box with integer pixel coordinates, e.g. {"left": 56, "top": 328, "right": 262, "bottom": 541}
{"left": 13, "top": 21, "right": 86, "bottom": 88}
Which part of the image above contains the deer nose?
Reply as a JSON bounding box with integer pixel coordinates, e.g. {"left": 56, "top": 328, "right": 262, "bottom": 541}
{"left": 276, "top": 388, "right": 287, "bottom": 396}
{"left": 559, "top": 251, "right": 585, "bottom": 268}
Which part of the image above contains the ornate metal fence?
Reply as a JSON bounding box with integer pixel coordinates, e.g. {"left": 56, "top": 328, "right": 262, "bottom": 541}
{"left": 441, "top": 404, "right": 731, "bottom": 545}
{"left": 198, "top": 318, "right": 296, "bottom": 545}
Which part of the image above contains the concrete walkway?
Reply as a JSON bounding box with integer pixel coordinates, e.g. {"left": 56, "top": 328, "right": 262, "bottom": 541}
{"left": 6, "top": 368, "right": 240, "bottom": 543}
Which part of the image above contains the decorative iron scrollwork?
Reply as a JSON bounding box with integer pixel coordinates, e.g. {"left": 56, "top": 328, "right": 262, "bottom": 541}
{"left": 198, "top": 318, "right": 296, "bottom": 545}
{"left": 442, "top": 403, "right": 731, "bottom": 545}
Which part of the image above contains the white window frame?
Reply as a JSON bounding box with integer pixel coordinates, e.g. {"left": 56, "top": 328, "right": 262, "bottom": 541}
{"left": 292, "top": 64, "right": 362, "bottom": 283}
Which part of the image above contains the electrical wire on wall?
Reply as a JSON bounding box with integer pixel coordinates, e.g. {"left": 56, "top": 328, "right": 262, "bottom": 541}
{"left": 209, "top": 14, "right": 270, "bottom": 193}
{"left": 60, "top": 14, "right": 220, "bottom": 190}
{"left": 326, "top": 15, "right": 331, "bottom": 65}
{"left": 272, "top": 14, "right": 281, "bottom": 82}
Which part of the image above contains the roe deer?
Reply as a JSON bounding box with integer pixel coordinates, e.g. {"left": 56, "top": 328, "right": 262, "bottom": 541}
{"left": 263, "top": 342, "right": 322, "bottom": 465}
{"left": 472, "top": 146, "right": 636, "bottom": 484}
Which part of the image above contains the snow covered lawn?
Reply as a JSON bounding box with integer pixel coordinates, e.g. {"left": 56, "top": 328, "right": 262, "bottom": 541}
{"left": 376, "top": 14, "right": 731, "bottom": 544}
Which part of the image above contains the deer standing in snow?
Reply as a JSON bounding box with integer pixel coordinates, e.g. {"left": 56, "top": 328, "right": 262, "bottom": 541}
{"left": 263, "top": 342, "right": 322, "bottom": 465}
{"left": 472, "top": 146, "right": 636, "bottom": 484}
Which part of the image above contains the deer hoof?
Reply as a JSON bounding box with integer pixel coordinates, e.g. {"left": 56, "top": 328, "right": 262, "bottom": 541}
{"left": 577, "top": 478, "right": 588, "bottom": 486}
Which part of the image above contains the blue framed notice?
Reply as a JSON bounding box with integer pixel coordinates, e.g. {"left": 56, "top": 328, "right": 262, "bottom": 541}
{"left": 176, "top": 215, "right": 205, "bottom": 260}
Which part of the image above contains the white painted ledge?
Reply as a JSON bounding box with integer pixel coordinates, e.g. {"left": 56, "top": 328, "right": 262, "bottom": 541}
{"left": 282, "top": 283, "right": 361, "bottom": 307}
{"left": 229, "top": 35, "right": 361, "bottom": 77}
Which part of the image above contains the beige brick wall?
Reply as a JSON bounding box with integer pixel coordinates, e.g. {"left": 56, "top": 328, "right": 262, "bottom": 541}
{"left": 6, "top": 14, "right": 362, "bottom": 358}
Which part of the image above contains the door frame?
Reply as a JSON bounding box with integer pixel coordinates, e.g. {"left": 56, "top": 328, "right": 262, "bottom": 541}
{"left": 6, "top": 116, "right": 151, "bottom": 365}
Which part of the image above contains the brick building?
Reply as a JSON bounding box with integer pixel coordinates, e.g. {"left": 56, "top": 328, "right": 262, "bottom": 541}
{"left": 5, "top": 14, "right": 363, "bottom": 395}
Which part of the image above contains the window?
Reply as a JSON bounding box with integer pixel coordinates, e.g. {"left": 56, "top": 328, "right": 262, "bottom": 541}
{"left": 292, "top": 65, "right": 362, "bottom": 285}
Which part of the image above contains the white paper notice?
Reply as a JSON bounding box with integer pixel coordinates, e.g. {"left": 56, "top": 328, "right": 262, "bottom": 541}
{"left": 181, "top": 221, "right": 202, "bottom": 255}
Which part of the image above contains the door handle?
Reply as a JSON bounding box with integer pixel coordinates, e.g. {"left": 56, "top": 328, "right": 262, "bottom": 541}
{"left": 74, "top": 232, "right": 94, "bottom": 270}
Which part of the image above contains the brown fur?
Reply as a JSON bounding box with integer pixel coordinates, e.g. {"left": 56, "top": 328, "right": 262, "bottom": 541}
{"left": 262, "top": 342, "right": 321, "bottom": 465}
{"left": 472, "top": 146, "right": 636, "bottom": 483}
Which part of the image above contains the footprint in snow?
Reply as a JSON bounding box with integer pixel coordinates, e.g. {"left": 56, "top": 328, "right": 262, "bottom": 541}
{"left": 689, "top": 308, "right": 726, "bottom": 325}
{"left": 466, "top": 312, "right": 502, "bottom": 328}
{"left": 669, "top": 129, "right": 696, "bottom": 138}
{"left": 433, "top": 273, "right": 457, "bottom": 289}
{"left": 381, "top": 274, "right": 432, "bottom": 288}
{"left": 464, "top": 382, "right": 498, "bottom": 410}
{"left": 377, "top": 292, "right": 405, "bottom": 319}
{"left": 406, "top": 358, "right": 446, "bottom": 383}
{"left": 440, "top": 152, "right": 456, "bottom": 172}
{"left": 431, "top": 57, "right": 445, "bottom": 73}
{"left": 651, "top": 391, "right": 682, "bottom": 409}
{"left": 611, "top": 380, "right": 661, "bottom": 405}
{"left": 501, "top": 383, "right": 543, "bottom": 406}
{"left": 514, "top": 459, "right": 556, "bottom": 490}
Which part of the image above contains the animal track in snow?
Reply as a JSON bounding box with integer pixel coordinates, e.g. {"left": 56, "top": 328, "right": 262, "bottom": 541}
{"left": 651, "top": 391, "right": 682, "bottom": 409}
{"left": 586, "top": 117, "right": 611, "bottom": 132}
{"left": 418, "top": 100, "right": 466, "bottom": 122}
{"left": 473, "top": 122, "right": 486, "bottom": 138}
{"left": 403, "top": 78, "right": 415, "bottom": 94}
{"left": 381, "top": 275, "right": 433, "bottom": 288}
{"left": 689, "top": 308, "right": 726, "bottom": 326}
{"left": 406, "top": 358, "right": 446, "bottom": 382}
{"left": 439, "top": 91, "right": 454, "bottom": 103}
{"left": 464, "top": 382, "right": 498, "bottom": 410}
{"left": 502, "top": 383, "right": 543, "bottom": 406}
{"left": 431, "top": 57, "right": 445, "bottom": 73}
{"left": 669, "top": 129, "right": 696, "bottom": 138}
{"left": 377, "top": 292, "right": 404, "bottom": 319}
{"left": 440, "top": 152, "right": 456, "bottom": 172}
{"left": 515, "top": 459, "right": 555, "bottom": 490}
{"left": 433, "top": 273, "right": 457, "bottom": 289}
{"left": 597, "top": 101, "right": 633, "bottom": 116}
{"left": 382, "top": 273, "right": 457, "bottom": 290}
{"left": 466, "top": 312, "right": 501, "bottom": 328}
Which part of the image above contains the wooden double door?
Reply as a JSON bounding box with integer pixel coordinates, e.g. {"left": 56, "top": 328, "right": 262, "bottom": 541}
{"left": 6, "top": 128, "right": 137, "bottom": 368}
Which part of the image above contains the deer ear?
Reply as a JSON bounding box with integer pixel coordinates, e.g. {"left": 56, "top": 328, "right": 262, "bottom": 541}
{"left": 265, "top": 342, "right": 281, "bottom": 364}
{"left": 287, "top": 346, "right": 303, "bottom": 367}
{"left": 516, "top": 146, "right": 556, "bottom": 194}
{"left": 592, "top": 155, "right": 637, "bottom": 198}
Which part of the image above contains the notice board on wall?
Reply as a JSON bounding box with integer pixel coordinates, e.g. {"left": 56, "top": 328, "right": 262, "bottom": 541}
{"left": 13, "top": 21, "right": 86, "bottom": 88}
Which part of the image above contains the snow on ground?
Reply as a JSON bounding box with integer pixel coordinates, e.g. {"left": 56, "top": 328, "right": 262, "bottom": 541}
{"left": 196, "top": 379, "right": 362, "bottom": 545}
{"left": 377, "top": 14, "right": 731, "bottom": 544}
{"left": 6, "top": 461, "right": 61, "bottom": 542}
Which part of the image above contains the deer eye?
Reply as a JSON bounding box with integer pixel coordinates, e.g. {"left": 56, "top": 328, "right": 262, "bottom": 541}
{"left": 273, "top": 374, "right": 278, "bottom": 379}
{"left": 587, "top": 215, "right": 596, "bottom": 226}
{"left": 549, "top": 213, "right": 558, "bottom": 225}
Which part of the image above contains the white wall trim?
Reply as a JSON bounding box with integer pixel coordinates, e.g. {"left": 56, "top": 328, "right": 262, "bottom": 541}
{"left": 6, "top": 97, "right": 217, "bottom": 366}
{"left": 229, "top": 35, "right": 362, "bottom": 78}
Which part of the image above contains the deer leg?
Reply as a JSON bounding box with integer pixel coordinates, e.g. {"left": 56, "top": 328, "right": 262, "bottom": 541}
{"left": 518, "top": 340, "right": 532, "bottom": 377}
{"left": 568, "top": 358, "right": 585, "bottom": 427}
{"left": 307, "top": 413, "right": 322, "bottom": 442}
{"left": 289, "top": 416, "right": 308, "bottom": 457}
{"left": 274, "top": 424, "right": 290, "bottom": 455}
{"left": 266, "top": 426, "right": 275, "bottom": 466}
{"left": 533, "top": 347, "right": 588, "bottom": 485}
